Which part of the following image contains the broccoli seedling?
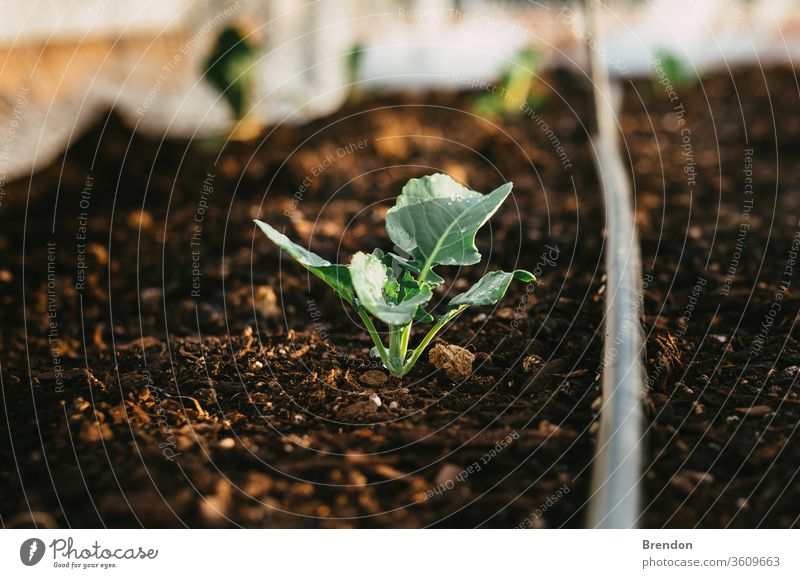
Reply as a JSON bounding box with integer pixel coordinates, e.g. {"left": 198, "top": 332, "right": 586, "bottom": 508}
{"left": 202, "top": 25, "right": 262, "bottom": 141}
{"left": 255, "top": 174, "right": 534, "bottom": 377}
{"left": 473, "top": 47, "right": 546, "bottom": 118}
{"left": 204, "top": 26, "right": 256, "bottom": 120}
{"left": 345, "top": 42, "right": 365, "bottom": 105}
{"left": 654, "top": 49, "right": 697, "bottom": 90}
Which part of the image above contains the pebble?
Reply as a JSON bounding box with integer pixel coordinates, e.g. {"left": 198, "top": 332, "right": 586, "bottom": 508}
{"left": 140, "top": 287, "right": 162, "bottom": 307}
{"left": 780, "top": 366, "right": 800, "bottom": 381}
{"left": 252, "top": 285, "right": 279, "bottom": 319}
{"left": 80, "top": 421, "right": 113, "bottom": 442}
{"left": 429, "top": 343, "right": 475, "bottom": 381}
{"left": 360, "top": 370, "right": 388, "bottom": 387}
{"left": 671, "top": 470, "right": 714, "bottom": 493}
{"left": 338, "top": 400, "right": 378, "bottom": 420}
{"left": 735, "top": 405, "right": 772, "bottom": 416}
{"left": 369, "top": 393, "right": 382, "bottom": 407}
{"left": 435, "top": 463, "right": 464, "bottom": 487}
{"left": 495, "top": 307, "right": 516, "bottom": 320}
{"left": 127, "top": 209, "right": 154, "bottom": 229}
{"left": 521, "top": 354, "right": 545, "bottom": 373}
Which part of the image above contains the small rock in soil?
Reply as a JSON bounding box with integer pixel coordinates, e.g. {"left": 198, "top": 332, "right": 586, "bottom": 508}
{"left": 495, "top": 307, "right": 515, "bottom": 320}
{"left": 435, "top": 463, "right": 464, "bottom": 487}
{"left": 780, "top": 366, "right": 800, "bottom": 382}
{"left": 735, "top": 405, "right": 773, "bottom": 416}
{"left": 369, "top": 392, "right": 382, "bottom": 407}
{"left": 338, "top": 400, "right": 378, "bottom": 421}
{"left": 521, "top": 354, "right": 545, "bottom": 373}
{"left": 429, "top": 343, "right": 475, "bottom": 381}
{"left": 360, "top": 370, "right": 388, "bottom": 387}
{"left": 140, "top": 287, "right": 162, "bottom": 309}
{"left": 670, "top": 470, "right": 715, "bottom": 493}
{"left": 200, "top": 480, "right": 232, "bottom": 526}
{"left": 80, "top": 421, "right": 113, "bottom": 442}
{"left": 252, "top": 285, "right": 279, "bottom": 319}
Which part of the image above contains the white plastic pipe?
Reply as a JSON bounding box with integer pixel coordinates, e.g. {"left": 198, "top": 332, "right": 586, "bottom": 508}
{"left": 586, "top": 0, "right": 646, "bottom": 530}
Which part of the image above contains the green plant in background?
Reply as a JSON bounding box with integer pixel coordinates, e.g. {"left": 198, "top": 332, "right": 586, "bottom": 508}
{"left": 654, "top": 49, "right": 697, "bottom": 89}
{"left": 255, "top": 174, "right": 534, "bottom": 377}
{"left": 473, "top": 46, "right": 545, "bottom": 117}
{"left": 204, "top": 25, "right": 258, "bottom": 138}
{"left": 345, "top": 42, "right": 365, "bottom": 105}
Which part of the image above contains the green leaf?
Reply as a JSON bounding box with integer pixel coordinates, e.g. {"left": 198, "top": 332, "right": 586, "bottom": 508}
{"left": 254, "top": 220, "right": 354, "bottom": 304}
{"left": 473, "top": 47, "right": 543, "bottom": 118}
{"left": 448, "top": 270, "right": 534, "bottom": 308}
{"left": 413, "top": 307, "right": 434, "bottom": 323}
{"left": 350, "top": 252, "right": 432, "bottom": 325}
{"left": 388, "top": 251, "right": 445, "bottom": 286}
{"left": 204, "top": 26, "right": 257, "bottom": 119}
{"left": 386, "top": 174, "right": 513, "bottom": 279}
{"left": 655, "top": 49, "right": 696, "bottom": 89}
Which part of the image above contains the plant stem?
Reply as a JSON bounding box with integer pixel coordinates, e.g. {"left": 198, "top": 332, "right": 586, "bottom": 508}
{"left": 359, "top": 307, "right": 467, "bottom": 378}
{"left": 357, "top": 308, "right": 389, "bottom": 364}
{"left": 399, "top": 324, "right": 411, "bottom": 359}
{"left": 388, "top": 324, "right": 406, "bottom": 375}
{"left": 399, "top": 305, "right": 468, "bottom": 376}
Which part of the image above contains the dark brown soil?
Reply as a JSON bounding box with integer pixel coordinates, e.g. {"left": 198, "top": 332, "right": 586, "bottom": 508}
{"left": 0, "top": 65, "right": 798, "bottom": 528}
{"left": 629, "top": 66, "right": 800, "bottom": 528}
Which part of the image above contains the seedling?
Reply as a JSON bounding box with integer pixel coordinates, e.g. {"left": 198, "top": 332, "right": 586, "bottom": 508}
{"left": 653, "top": 49, "right": 697, "bottom": 90}
{"left": 255, "top": 174, "right": 534, "bottom": 377}
{"left": 345, "top": 42, "right": 365, "bottom": 105}
{"left": 474, "top": 47, "right": 546, "bottom": 118}
{"left": 204, "top": 25, "right": 259, "bottom": 139}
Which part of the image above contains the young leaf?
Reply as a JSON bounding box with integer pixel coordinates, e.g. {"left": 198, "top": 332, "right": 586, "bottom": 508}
{"left": 350, "top": 252, "right": 432, "bottom": 325}
{"left": 473, "top": 46, "right": 545, "bottom": 118}
{"left": 448, "top": 270, "right": 534, "bottom": 308}
{"left": 413, "top": 307, "right": 434, "bottom": 323}
{"left": 386, "top": 174, "right": 513, "bottom": 277}
{"left": 204, "top": 26, "right": 256, "bottom": 120}
{"left": 654, "top": 49, "right": 696, "bottom": 89}
{"left": 253, "top": 220, "right": 354, "bottom": 304}
{"left": 388, "top": 251, "right": 445, "bottom": 286}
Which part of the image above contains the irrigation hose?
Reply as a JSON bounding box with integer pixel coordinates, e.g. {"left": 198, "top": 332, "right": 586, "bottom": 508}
{"left": 585, "top": 0, "right": 647, "bottom": 529}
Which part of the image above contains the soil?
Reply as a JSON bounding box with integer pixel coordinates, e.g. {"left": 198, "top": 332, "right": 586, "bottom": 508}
{"left": 630, "top": 66, "right": 800, "bottom": 528}
{"left": 0, "top": 65, "right": 797, "bottom": 528}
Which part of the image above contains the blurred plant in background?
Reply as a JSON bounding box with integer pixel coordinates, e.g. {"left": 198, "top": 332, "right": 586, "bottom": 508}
{"left": 473, "top": 46, "right": 546, "bottom": 118}
{"left": 653, "top": 48, "right": 698, "bottom": 90}
{"left": 204, "top": 25, "right": 259, "bottom": 139}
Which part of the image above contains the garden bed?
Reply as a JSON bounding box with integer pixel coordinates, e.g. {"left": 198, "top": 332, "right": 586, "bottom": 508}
{"left": 0, "top": 66, "right": 797, "bottom": 528}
